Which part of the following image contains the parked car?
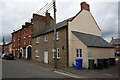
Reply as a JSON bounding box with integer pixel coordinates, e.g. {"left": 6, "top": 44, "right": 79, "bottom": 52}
{"left": 2, "top": 53, "right": 14, "bottom": 60}
{"left": 7, "top": 54, "right": 14, "bottom": 60}
{"left": 2, "top": 53, "right": 7, "bottom": 59}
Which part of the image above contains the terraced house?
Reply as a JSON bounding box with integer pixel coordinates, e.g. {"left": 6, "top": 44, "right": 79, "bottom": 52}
{"left": 12, "top": 22, "right": 32, "bottom": 59}
{"left": 32, "top": 2, "right": 114, "bottom": 68}
{"left": 4, "top": 42, "right": 12, "bottom": 54}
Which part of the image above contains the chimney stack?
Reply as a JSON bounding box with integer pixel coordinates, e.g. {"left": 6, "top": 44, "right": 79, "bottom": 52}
{"left": 46, "top": 10, "right": 50, "bottom": 17}
{"left": 81, "top": 2, "right": 90, "bottom": 11}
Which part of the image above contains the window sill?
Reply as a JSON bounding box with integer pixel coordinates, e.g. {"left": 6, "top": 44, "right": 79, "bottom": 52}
{"left": 36, "top": 56, "right": 39, "bottom": 58}
{"left": 56, "top": 38, "right": 59, "bottom": 41}
{"left": 44, "top": 41, "right": 48, "bottom": 43}
{"left": 53, "top": 57, "right": 60, "bottom": 60}
{"left": 36, "top": 42, "right": 39, "bottom": 44}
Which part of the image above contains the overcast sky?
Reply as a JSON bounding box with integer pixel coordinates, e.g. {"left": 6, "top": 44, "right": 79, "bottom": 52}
{"left": 0, "top": 0, "right": 119, "bottom": 45}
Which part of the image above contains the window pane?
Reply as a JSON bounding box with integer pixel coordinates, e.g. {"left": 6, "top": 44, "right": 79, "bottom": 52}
{"left": 56, "top": 32, "right": 59, "bottom": 40}
{"left": 80, "top": 53, "right": 82, "bottom": 57}
{"left": 58, "top": 52, "right": 60, "bottom": 57}
{"left": 77, "top": 54, "right": 79, "bottom": 57}
{"left": 76, "top": 49, "right": 78, "bottom": 53}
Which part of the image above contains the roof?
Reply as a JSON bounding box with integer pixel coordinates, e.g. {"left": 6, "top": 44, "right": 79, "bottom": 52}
{"left": 110, "top": 38, "right": 120, "bottom": 46}
{"left": 33, "top": 10, "right": 101, "bottom": 38}
{"left": 72, "top": 31, "right": 113, "bottom": 48}
{"left": 32, "top": 17, "right": 73, "bottom": 38}
{"left": 11, "top": 22, "right": 32, "bottom": 34}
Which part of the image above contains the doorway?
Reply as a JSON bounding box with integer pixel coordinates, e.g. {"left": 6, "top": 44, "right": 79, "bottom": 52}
{"left": 44, "top": 51, "right": 48, "bottom": 64}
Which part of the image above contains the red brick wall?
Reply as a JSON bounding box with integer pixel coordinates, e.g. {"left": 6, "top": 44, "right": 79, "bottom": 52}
{"left": 12, "top": 24, "right": 32, "bottom": 57}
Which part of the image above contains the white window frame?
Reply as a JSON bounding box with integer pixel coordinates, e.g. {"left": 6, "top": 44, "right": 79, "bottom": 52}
{"left": 56, "top": 32, "right": 60, "bottom": 40}
{"left": 44, "top": 35, "right": 48, "bottom": 42}
{"left": 24, "top": 39, "right": 26, "bottom": 46}
{"left": 36, "top": 37, "right": 40, "bottom": 44}
{"left": 76, "top": 49, "right": 82, "bottom": 57}
{"left": 35, "top": 50, "right": 39, "bottom": 58}
{"left": 53, "top": 48, "right": 60, "bottom": 59}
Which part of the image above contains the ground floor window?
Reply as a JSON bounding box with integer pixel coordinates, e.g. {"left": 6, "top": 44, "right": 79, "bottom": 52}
{"left": 35, "top": 50, "right": 39, "bottom": 58}
{"left": 76, "top": 49, "right": 82, "bottom": 57}
{"left": 53, "top": 48, "right": 60, "bottom": 59}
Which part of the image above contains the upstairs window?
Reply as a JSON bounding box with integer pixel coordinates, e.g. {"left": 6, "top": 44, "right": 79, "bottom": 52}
{"left": 56, "top": 32, "right": 60, "bottom": 40}
{"left": 76, "top": 49, "right": 82, "bottom": 57}
{"left": 45, "top": 35, "right": 48, "bottom": 42}
{"left": 24, "top": 39, "right": 26, "bottom": 46}
{"left": 29, "top": 37, "right": 31, "bottom": 44}
{"left": 36, "top": 37, "right": 40, "bottom": 44}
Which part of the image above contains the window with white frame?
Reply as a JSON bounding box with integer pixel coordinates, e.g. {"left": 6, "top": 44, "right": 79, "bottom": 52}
{"left": 35, "top": 50, "right": 39, "bottom": 58}
{"left": 56, "top": 32, "right": 59, "bottom": 40}
{"left": 44, "top": 35, "right": 48, "bottom": 42}
{"left": 53, "top": 48, "right": 60, "bottom": 59}
{"left": 36, "top": 37, "right": 40, "bottom": 44}
{"left": 76, "top": 49, "right": 82, "bottom": 57}
{"left": 24, "top": 39, "right": 26, "bottom": 46}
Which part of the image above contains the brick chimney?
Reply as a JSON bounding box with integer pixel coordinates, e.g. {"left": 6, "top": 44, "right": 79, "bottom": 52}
{"left": 46, "top": 10, "right": 50, "bottom": 17}
{"left": 80, "top": 2, "right": 90, "bottom": 11}
{"left": 25, "top": 22, "right": 31, "bottom": 27}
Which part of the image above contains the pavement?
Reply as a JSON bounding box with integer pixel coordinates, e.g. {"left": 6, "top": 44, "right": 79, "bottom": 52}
{"left": 14, "top": 57, "right": 119, "bottom": 79}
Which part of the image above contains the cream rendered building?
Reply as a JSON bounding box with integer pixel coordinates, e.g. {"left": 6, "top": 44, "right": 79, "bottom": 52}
{"left": 68, "top": 2, "right": 114, "bottom": 68}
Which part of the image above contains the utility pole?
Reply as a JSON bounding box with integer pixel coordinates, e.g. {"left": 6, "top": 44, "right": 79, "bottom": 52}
{"left": 53, "top": 0, "right": 57, "bottom": 68}
{"left": 2, "top": 37, "right": 5, "bottom": 54}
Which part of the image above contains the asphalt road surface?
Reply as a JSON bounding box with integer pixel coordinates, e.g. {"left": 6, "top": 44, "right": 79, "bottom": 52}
{"left": 2, "top": 59, "right": 71, "bottom": 78}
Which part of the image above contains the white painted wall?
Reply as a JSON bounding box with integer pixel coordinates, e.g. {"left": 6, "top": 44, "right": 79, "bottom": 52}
{"left": 69, "top": 9, "right": 101, "bottom": 36}
{"left": 68, "top": 9, "right": 114, "bottom": 68}
{"left": 88, "top": 47, "right": 115, "bottom": 63}
{"left": 68, "top": 33, "right": 88, "bottom": 68}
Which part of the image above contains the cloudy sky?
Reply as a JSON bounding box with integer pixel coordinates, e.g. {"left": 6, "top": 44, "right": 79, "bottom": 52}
{"left": 0, "top": 0, "right": 119, "bottom": 45}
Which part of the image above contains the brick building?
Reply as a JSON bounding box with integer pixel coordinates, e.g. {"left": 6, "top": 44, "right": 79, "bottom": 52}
{"left": 12, "top": 22, "right": 32, "bottom": 59}
{"left": 4, "top": 42, "right": 12, "bottom": 54}
{"left": 110, "top": 38, "right": 120, "bottom": 56}
{"left": 32, "top": 2, "right": 114, "bottom": 68}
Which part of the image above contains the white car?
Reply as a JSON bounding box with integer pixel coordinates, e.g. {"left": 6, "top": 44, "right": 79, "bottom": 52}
{"left": 1, "top": 53, "right": 6, "bottom": 59}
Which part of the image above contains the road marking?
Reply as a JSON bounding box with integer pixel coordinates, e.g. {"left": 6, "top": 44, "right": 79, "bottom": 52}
{"left": 103, "top": 73, "right": 113, "bottom": 76}
{"left": 53, "top": 71, "right": 86, "bottom": 78}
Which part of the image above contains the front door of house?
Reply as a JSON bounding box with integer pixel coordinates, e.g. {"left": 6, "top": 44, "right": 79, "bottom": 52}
{"left": 27, "top": 46, "right": 32, "bottom": 59}
{"left": 44, "top": 51, "right": 48, "bottom": 64}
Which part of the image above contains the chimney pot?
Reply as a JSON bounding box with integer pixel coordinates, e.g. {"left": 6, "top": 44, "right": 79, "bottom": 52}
{"left": 80, "top": 2, "right": 90, "bottom": 11}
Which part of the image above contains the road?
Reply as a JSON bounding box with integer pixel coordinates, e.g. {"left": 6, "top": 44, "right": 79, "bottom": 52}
{"left": 2, "top": 59, "right": 71, "bottom": 78}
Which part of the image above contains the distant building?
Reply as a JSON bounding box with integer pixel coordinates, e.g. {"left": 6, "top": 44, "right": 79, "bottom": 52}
{"left": 32, "top": 2, "right": 114, "bottom": 68}
{"left": 110, "top": 38, "right": 120, "bottom": 56}
{"left": 11, "top": 22, "right": 32, "bottom": 59}
{"left": 4, "top": 42, "right": 12, "bottom": 54}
